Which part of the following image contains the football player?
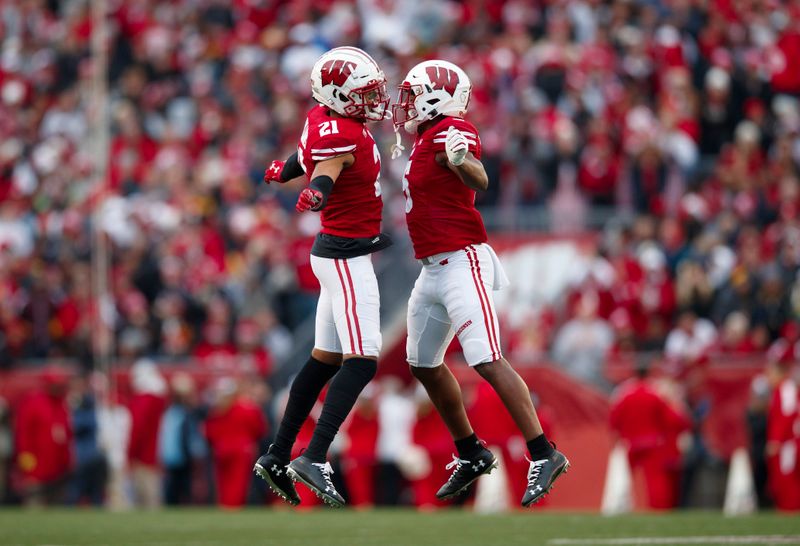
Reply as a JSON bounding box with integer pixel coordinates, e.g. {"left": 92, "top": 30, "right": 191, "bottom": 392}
{"left": 254, "top": 47, "right": 391, "bottom": 507}
{"left": 392, "top": 60, "right": 569, "bottom": 507}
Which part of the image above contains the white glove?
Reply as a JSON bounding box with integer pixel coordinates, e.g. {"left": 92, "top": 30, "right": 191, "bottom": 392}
{"left": 445, "top": 125, "right": 468, "bottom": 166}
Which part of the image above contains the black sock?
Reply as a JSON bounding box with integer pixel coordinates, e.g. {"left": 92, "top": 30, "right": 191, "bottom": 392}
{"left": 303, "top": 357, "right": 377, "bottom": 462}
{"left": 271, "top": 356, "right": 340, "bottom": 461}
{"left": 527, "top": 433, "right": 555, "bottom": 460}
{"left": 454, "top": 433, "right": 483, "bottom": 459}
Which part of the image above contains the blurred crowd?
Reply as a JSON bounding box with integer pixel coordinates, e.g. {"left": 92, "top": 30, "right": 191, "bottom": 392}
{"left": 1, "top": 356, "right": 799, "bottom": 511}
{"left": 607, "top": 349, "right": 800, "bottom": 512}
{"left": 0, "top": 0, "right": 799, "bottom": 514}
{"left": 0, "top": 0, "right": 799, "bottom": 369}
{"left": 0, "top": 359, "right": 559, "bottom": 509}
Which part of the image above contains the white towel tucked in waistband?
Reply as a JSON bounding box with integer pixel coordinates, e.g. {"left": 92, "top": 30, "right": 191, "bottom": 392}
{"left": 485, "top": 244, "right": 510, "bottom": 291}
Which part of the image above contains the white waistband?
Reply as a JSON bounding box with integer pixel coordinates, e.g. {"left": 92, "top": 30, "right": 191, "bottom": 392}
{"left": 419, "top": 248, "right": 467, "bottom": 266}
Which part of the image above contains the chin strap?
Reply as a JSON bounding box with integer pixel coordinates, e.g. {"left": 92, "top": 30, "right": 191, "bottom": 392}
{"left": 390, "top": 126, "right": 405, "bottom": 159}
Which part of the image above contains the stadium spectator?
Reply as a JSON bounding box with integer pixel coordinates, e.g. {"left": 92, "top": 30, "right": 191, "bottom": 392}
{"left": 552, "top": 291, "right": 614, "bottom": 389}
{"left": 664, "top": 311, "right": 717, "bottom": 363}
{"left": 716, "top": 311, "right": 758, "bottom": 355}
{"left": 610, "top": 363, "right": 691, "bottom": 509}
{"left": 232, "top": 317, "right": 273, "bottom": 378}
{"left": 340, "top": 385, "right": 380, "bottom": 508}
{"left": 753, "top": 264, "right": 793, "bottom": 341}
{"left": 205, "top": 378, "right": 266, "bottom": 508}
{"left": 608, "top": 308, "right": 638, "bottom": 356}
{"left": 158, "top": 372, "right": 206, "bottom": 506}
{"left": 746, "top": 372, "right": 772, "bottom": 508}
{"left": 0, "top": 396, "right": 10, "bottom": 503}
{"left": 13, "top": 367, "right": 73, "bottom": 506}
{"left": 127, "top": 359, "right": 167, "bottom": 508}
{"left": 675, "top": 260, "right": 714, "bottom": 319}
{"left": 66, "top": 374, "right": 106, "bottom": 506}
{"left": 764, "top": 340, "right": 800, "bottom": 511}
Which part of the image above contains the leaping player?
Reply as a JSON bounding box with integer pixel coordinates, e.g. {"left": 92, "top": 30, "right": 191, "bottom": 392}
{"left": 254, "top": 47, "right": 391, "bottom": 508}
{"left": 392, "top": 60, "right": 569, "bottom": 507}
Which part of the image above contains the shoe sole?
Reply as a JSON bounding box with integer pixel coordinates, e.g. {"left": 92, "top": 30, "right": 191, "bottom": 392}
{"left": 253, "top": 463, "right": 300, "bottom": 506}
{"left": 436, "top": 456, "right": 500, "bottom": 501}
{"left": 286, "top": 466, "right": 345, "bottom": 508}
{"left": 521, "top": 458, "right": 570, "bottom": 508}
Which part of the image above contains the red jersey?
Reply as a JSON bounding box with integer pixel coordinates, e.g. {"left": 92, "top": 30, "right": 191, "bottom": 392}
{"left": 298, "top": 105, "right": 382, "bottom": 239}
{"left": 404, "top": 116, "right": 488, "bottom": 259}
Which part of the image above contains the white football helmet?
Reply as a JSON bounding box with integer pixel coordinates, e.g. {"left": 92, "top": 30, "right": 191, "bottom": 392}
{"left": 310, "top": 47, "right": 390, "bottom": 121}
{"left": 392, "top": 60, "right": 472, "bottom": 133}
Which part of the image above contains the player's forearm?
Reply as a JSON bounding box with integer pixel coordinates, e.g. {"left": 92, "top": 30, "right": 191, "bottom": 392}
{"left": 310, "top": 153, "right": 350, "bottom": 182}
{"left": 280, "top": 152, "right": 305, "bottom": 181}
{"left": 450, "top": 157, "right": 489, "bottom": 191}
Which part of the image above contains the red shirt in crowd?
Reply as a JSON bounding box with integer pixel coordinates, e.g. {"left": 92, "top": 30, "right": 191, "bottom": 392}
{"left": 14, "top": 391, "right": 72, "bottom": 483}
{"left": 766, "top": 376, "right": 800, "bottom": 510}
{"left": 204, "top": 397, "right": 266, "bottom": 461}
{"left": 610, "top": 378, "right": 690, "bottom": 463}
{"left": 128, "top": 392, "right": 167, "bottom": 467}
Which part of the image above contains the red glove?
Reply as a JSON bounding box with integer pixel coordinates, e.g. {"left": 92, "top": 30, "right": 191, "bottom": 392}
{"left": 264, "top": 160, "right": 285, "bottom": 184}
{"left": 296, "top": 188, "right": 324, "bottom": 212}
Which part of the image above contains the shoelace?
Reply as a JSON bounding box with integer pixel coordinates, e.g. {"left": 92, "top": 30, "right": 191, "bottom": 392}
{"left": 311, "top": 461, "right": 336, "bottom": 491}
{"left": 526, "top": 457, "right": 547, "bottom": 487}
{"left": 444, "top": 454, "right": 470, "bottom": 482}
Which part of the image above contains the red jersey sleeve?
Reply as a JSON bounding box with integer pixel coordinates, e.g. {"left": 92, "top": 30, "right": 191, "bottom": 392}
{"left": 299, "top": 107, "right": 363, "bottom": 170}
{"left": 307, "top": 134, "right": 357, "bottom": 163}
{"left": 429, "top": 118, "right": 482, "bottom": 159}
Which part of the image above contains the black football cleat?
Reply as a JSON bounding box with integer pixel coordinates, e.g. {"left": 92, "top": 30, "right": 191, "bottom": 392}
{"left": 253, "top": 445, "right": 301, "bottom": 506}
{"left": 435, "top": 448, "right": 499, "bottom": 500}
{"left": 521, "top": 447, "right": 570, "bottom": 507}
{"left": 286, "top": 456, "right": 345, "bottom": 508}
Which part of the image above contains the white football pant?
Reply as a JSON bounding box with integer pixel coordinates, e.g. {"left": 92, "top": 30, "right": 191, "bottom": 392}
{"left": 407, "top": 243, "right": 509, "bottom": 367}
{"left": 311, "top": 254, "right": 381, "bottom": 358}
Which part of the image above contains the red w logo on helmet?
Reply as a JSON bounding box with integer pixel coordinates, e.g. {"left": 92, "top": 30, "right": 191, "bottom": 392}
{"left": 426, "top": 66, "right": 459, "bottom": 96}
{"left": 321, "top": 59, "right": 357, "bottom": 87}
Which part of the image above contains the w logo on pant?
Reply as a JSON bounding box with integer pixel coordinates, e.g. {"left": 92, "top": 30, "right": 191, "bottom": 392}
{"left": 321, "top": 60, "right": 357, "bottom": 87}
{"left": 426, "top": 65, "right": 460, "bottom": 96}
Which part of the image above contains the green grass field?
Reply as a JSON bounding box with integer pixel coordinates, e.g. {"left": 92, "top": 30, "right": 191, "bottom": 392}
{"left": 1, "top": 509, "right": 799, "bottom": 546}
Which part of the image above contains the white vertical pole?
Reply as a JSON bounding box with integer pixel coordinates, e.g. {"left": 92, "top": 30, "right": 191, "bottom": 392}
{"left": 89, "top": 0, "right": 113, "bottom": 405}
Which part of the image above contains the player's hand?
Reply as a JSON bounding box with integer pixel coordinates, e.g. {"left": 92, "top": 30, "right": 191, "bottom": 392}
{"left": 445, "top": 126, "right": 468, "bottom": 166}
{"left": 264, "top": 160, "right": 285, "bottom": 184}
{"left": 296, "top": 188, "right": 324, "bottom": 212}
